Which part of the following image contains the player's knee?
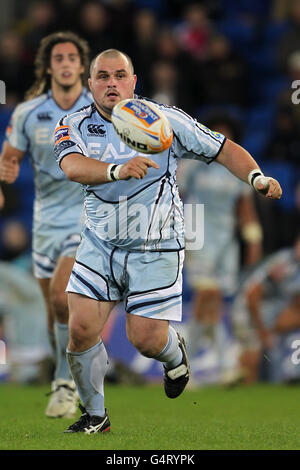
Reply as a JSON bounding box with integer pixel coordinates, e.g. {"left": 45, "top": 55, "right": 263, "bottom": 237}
{"left": 126, "top": 315, "right": 169, "bottom": 356}
{"left": 128, "top": 331, "right": 166, "bottom": 357}
{"left": 131, "top": 338, "right": 157, "bottom": 357}
{"left": 69, "top": 319, "right": 92, "bottom": 348}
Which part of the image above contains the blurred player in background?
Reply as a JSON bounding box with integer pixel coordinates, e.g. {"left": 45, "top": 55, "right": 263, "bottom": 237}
{"left": 178, "top": 112, "right": 263, "bottom": 385}
{"left": 54, "top": 49, "right": 281, "bottom": 434}
{"left": 0, "top": 31, "right": 92, "bottom": 418}
{"left": 231, "top": 234, "right": 300, "bottom": 384}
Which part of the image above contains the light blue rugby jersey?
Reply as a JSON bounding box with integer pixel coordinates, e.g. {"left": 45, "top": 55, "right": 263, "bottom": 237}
{"left": 55, "top": 98, "right": 226, "bottom": 251}
{"left": 234, "top": 248, "right": 300, "bottom": 327}
{"left": 245, "top": 249, "right": 300, "bottom": 300}
{"left": 6, "top": 88, "right": 93, "bottom": 230}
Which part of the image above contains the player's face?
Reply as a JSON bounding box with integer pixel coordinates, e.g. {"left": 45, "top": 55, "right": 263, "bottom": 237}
{"left": 88, "top": 55, "right": 137, "bottom": 117}
{"left": 47, "top": 42, "right": 84, "bottom": 88}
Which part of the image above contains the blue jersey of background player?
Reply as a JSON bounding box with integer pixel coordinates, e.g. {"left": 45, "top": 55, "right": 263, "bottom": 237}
{"left": 6, "top": 85, "right": 92, "bottom": 266}
{"left": 0, "top": 31, "right": 92, "bottom": 419}
{"left": 54, "top": 49, "right": 282, "bottom": 435}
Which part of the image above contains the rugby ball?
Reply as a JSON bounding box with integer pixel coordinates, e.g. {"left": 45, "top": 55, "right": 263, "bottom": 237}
{"left": 111, "top": 98, "right": 173, "bottom": 154}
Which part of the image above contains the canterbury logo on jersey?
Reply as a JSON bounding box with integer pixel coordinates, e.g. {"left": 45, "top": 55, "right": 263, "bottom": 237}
{"left": 87, "top": 124, "right": 106, "bottom": 136}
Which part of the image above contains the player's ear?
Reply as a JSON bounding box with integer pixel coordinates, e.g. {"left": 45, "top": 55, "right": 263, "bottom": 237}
{"left": 133, "top": 74, "right": 137, "bottom": 90}
{"left": 88, "top": 78, "right": 92, "bottom": 91}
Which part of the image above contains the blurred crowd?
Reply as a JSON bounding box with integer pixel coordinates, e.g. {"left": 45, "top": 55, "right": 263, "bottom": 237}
{"left": 1, "top": 0, "right": 300, "bottom": 386}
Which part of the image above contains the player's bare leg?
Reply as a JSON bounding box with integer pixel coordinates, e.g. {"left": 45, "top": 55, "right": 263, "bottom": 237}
{"left": 39, "top": 257, "right": 80, "bottom": 418}
{"left": 193, "top": 287, "right": 222, "bottom": 325}
{"left": 186, "top": 286, "right": 230, "bottom": 384}
{"left": 50, "top": 256, "right": 75, "bottom": 324}
{"left": 37, "top": 278, "right": 56, "bottom": 360}
{"left": 239, "top": 348, "right": 261, "bottom": 384}
{"left": 126, "top": 314, "right": 190, "bottom": 398}
{"left": 47, "top": 256, "right": 81, "bottom": 418}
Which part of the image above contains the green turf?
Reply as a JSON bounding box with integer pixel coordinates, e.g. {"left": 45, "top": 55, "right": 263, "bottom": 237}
{"left": 0, "top": 382, "right": 300, "bottom": 450}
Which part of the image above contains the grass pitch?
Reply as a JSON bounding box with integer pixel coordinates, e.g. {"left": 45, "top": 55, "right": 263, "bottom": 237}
{"left": 0, "top": 382, "right": 300, "bottom": 450}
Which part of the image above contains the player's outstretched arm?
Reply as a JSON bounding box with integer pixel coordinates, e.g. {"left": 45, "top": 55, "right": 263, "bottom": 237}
{"left": 216, "top": 139, "right": 282, "bottom": 199}
{"left": 61, "top": 154, "right": 159, "bottom": 185}
{"left": 0, "top": 141, "right": 24, "bottom": 184}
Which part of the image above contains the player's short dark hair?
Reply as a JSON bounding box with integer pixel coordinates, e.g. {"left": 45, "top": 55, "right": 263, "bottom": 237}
{"left": 25, "top": 31, "right": 90, "bottom": 100}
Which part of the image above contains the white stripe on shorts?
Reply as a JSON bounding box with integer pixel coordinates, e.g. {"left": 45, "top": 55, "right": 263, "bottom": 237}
{"left": 72, "top": 261, "right": 108, "bottom": 295}
{"left": 66, "top": 261, "right": 110, "bottom": 300}
{"left": 32, "top": 251, "right": 56, "bottom": 278}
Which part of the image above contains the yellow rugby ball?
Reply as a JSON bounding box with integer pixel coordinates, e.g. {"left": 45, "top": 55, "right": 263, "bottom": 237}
{"left": 111, "top": 98, "right": 173, "bottom": 154}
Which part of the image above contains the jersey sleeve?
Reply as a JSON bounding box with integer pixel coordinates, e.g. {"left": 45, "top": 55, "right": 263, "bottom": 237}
{"left": 54, "top": 113, "right": 88, "bottom": 167}
{"left": 162, "top": 105, "right": 226, "bottom": 164}
{"left": 6, "top": 103, "right": 30, "bottom": 152}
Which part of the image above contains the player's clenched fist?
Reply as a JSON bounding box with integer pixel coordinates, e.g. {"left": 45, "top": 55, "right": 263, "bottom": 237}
{"left": 247, "top": 169, "right": 282, "bottom": 200}
{"left": 118, "top": 156, "right": 159, "bottom": 180}
{"left": 0, "top": 156, "right": 20, "bottom": 184}
{"left": 254, "top": 176, "right": 282, "bottom": 200}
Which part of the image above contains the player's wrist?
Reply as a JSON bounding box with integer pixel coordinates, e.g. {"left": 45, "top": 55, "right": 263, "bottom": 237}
{"left": 248, "top": 169, "right": 264, "bottom": 188}
{"left": 248, "top": 169, "right": 271, "bottom": 193}
{"left": 106, "top": 163, "right": 123, "bottom": 182}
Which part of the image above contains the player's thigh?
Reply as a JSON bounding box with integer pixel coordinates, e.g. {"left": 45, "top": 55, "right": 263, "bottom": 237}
{"left": 68, "top": 292, "right": 116, "bottom": 337}
{"left": 50, "top": 255, "right": 75, "bottom": 298}
{"left": 126, "top": 313, "right": 169, "bottom": 355}
{"left": 37, "top": 277, "right": 54, "bottom": 329}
